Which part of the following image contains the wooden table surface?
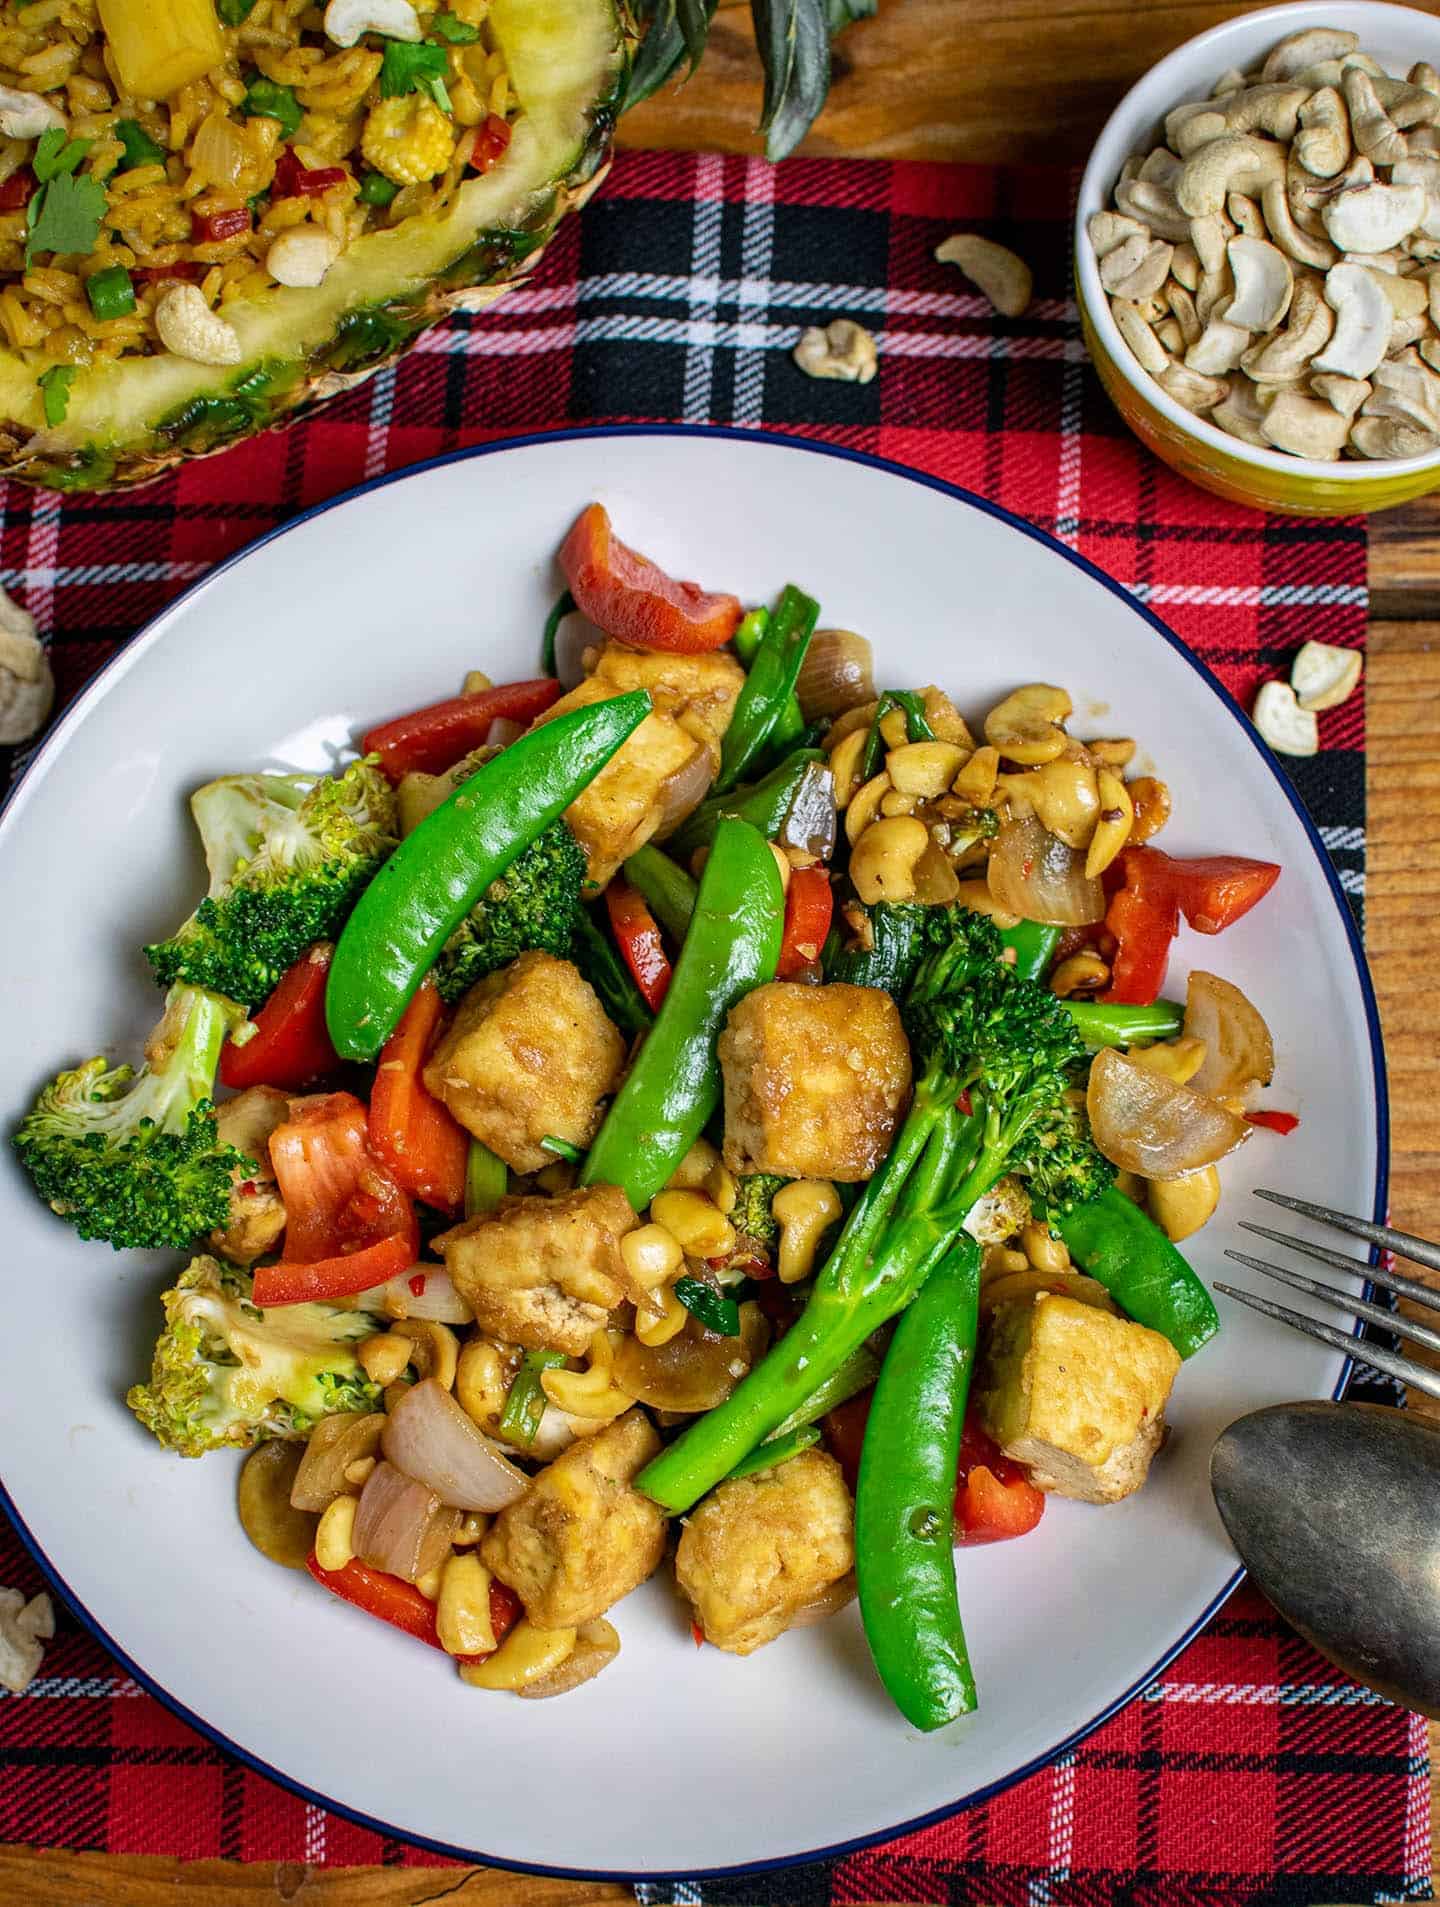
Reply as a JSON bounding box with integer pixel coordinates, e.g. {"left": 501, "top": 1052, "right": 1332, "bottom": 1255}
{"left": 7, "top": 3, "right": 1440, "bottom": 1899}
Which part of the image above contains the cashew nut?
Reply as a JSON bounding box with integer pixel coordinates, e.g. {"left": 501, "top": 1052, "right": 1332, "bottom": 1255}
{"left": 0, "top": 584, "right": 53, "bottom": 744}
{"left": 1226, "top": 233, "right": 1293, "bottom": 329}
{"left": 1260, "top": 178, "right": 1337, "bottom": 269}
{"left": 1212, "top": 373, "right": 1273, "bottom": 445}
{"left": 154, "top": 283, "right": 243, "bottom": 367}
{"left": 793, "top": 319, "right": 877, "bottom": 384}
{"left": 1291, "top": 638, "right": 1363, "bottom": 711}
{"left": 1252, "top": 679, "right": 1319, "bottom": 755}
{"left": 849, "top": 816, "right": 929, "bottom": 903}
{"left": 1147, "top": 1167, "right": 1220, "bottom": 1242}
{"left": 1185, "top": 318, "right": 1250, "bottom": 375}
{"left": 1312, "top": 262, "right": 1391, "bottom": 379}
{"left": 1349, "top": 413, "right": 1440, "bottom": 457}
{"left": 1189, "top": 211, "right": 1234, "bottom": 277}
{"left": 1156, "top": 317, "right": 1184, "bottom": 353}
{"left": 1165, "top": 279, "right": 1203, "bottom": 346}
{"left": 1227, "top": 190, "right": 1266, "bottom": 240}
{"left": 1363, "top": 347, "right": 1440, "bottom": 431}
{"left": 1260, "top": 387, "right": 1351, "bottom": 458}
{"left": 935, "top": 234, "right": 1032, "bottom": 317}
{"left": 1195, "top": 265, "right": 1233, "bottom": 327}
{"left": 1322, "top": 179, "right": 1426, "bottom": 253}
{"left": 1166, "top": 100, "right": 1227, "bottom": 156}
{"left": 1100, "top": 235, "right": 1173, "bottom": 301}
{"left": 1140, "top": 146, "right": 1182, "bottom": 188}
{"left": 1224, "top": 83, "right": 1309, "bottom": 142}
{"left": 1212, "top": 66, "right": 1248, "bottom": 98}
{"left": 1310, "top": 370, "right": 1371, "bottom": 417}
{"left": 1392, "top": 156, "right": 1440, "bottom": 238}
{"left": 984, "top": 683, "right": 1072, "bottom": 764}
{"left": 1373, "top": 268, "right": 1429, "bottom": 318}
{"left": 1294, "top": 85, "right": 1351, "bottom": 178}
{"left": 1085, "top": 767, "right": 1134, "bottom": 879}
{"left": 1262, "top": 28, "right": 1358, "bottom": 84}
{"left": 1170, "top": 240, "right": 1202, "bottom": 290}
{"left": 1372, "top": 73, "right": 1440, "bottom": 128}
{"left": 1242, "top": 271, "right": 1334, "bottom": 379}
{"left": 1412, "top": 61, "right": 1440, "bottom": 97}
{"left": 1178, "top": 135, "right": 1286, "bottom": 218}
{"left": 1159, "top": 360, "right": 1228, "bottom": 412}
{"left": 0, "top": 84, "right": 65, "bottom": 141}
{"left": 1088, "top": 210, "right": 1148, "bottom": 260}
{"left": 1112, "top": 296, "right": 1170, "bottom": 376}
{"left": 323, "top": 0, "right": 421, "bottom": 45}
{"left": 1116, "top": 176, "right": 1193, "bottom": 242}
{"left": 1343, "top": 66, "right": 1407, "bottom": 167}
{"left": 265, "top": 228, "right": 340, "bottom": 288}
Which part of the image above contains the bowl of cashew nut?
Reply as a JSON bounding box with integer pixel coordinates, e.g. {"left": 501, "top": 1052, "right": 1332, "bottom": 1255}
{"left": 1077, "top": 0, "right": 1440, "bottom": 512}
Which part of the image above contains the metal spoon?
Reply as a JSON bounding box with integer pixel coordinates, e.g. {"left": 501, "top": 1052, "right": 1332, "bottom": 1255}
{"left": 1211, "top": 1400, "right": 1440, "bottom": 1717}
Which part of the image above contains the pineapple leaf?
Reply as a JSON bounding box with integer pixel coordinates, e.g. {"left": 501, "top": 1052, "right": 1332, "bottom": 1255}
{"left": 751, "top": 0, "right": 830, "bottom": 160}
{"left": 826, "top": 0, "right": 876, "bottom": 26}
{"left": 624, "top": 0, "right": 718, "bottom": 110}
{"left": 676, "top": 0, "right": 711, "bottom": 70}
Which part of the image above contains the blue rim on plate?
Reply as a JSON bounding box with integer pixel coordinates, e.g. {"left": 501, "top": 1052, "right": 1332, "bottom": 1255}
{"left": 0, "top": 424, "right": 1390, "bottom": 1885}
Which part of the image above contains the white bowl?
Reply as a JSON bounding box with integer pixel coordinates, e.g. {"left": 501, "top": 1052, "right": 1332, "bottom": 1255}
{"left": 0, "top": 429, "right": 1386, "bottom": 1877}
{"left": 1076, "top": 1, "right": 1440, "bottom": 513}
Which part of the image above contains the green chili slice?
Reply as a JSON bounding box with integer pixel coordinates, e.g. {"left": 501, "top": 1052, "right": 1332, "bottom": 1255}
{"left": 498, "top": 1349, "right": 567, "bottom": 1445}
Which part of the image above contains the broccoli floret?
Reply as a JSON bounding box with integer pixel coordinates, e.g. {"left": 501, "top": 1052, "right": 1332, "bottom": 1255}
{"left": 144, "top": 760, "right": 397, "bottom": 1009}
{"left": 434, "top": 818, "right": 587, "bottom": 1004}
{"left": 14, "top": 985, "right": 253, "bottom": 1251}
{"left": 1011, "top": 1093, "right": 1115, "bottom": 1217}
{"left": 731, "top": 1172, "right": 786, "bottom": 1251}
{"left": 127, "top": 1256, "right": 383, "bottom": 1457}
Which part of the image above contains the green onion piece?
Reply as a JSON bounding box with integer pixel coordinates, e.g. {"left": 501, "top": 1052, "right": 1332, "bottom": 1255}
{"left": 674, "top": 1276, "right": 740, "bottom": 1337}
{"left": 724, "top": 1423, "right": 820, "bottom": 1482}
{"left": 890, "top": 688, "right": 936, "bottom": 743}
{"left": 498, "top": 1349, "right": 567, "bottom": 1446}
{"left": 464, "top": 1139, "right": 506, "bottom": 1217}
{"left": 114, "top": 119, "right": 166, "bottom": 170}
{"left": 860, "top": 689, "right": 932, "bottom": 780}
{"left": 240, "top": 75, "right": 303, "bottom": 139}
{"left": 732, "top": 606, "right": 769, "bottom": 665}
{"left": 37, "top": 364, "right": 75, "bottom": 427}
{"left": 428, "top": 8, "right": 481, "bottom": 39}
{"left": 541, "top": 587, "right": 575, "bottom": 677}
{"left": 539, "top": 1134, "right": 581, "bottom": 1163}
{"left": 357, "top": 169, "right": 400, "bottom": 208}
{"left": 85, "top": 263, "right": 135, "bottom": 321}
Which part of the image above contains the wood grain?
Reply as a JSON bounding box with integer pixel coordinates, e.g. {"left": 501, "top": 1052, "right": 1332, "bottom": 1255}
{"left": 6, "top": 1, "right": 1440, "bottom": 1895}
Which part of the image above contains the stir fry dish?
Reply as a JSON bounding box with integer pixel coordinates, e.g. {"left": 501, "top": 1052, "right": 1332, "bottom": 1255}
{"left": 15, "top": 504, "right": 1288, "bottom": 1725}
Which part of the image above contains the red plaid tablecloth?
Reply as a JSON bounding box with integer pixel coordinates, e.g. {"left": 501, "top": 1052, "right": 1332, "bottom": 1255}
{"left": 0, "top": 149, "right": 1425, "bottom": 1904}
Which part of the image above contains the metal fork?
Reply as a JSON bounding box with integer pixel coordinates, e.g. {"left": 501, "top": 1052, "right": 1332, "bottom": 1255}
{"left": 1214, "top": 1188, "right": 1440, "bottom": 1402}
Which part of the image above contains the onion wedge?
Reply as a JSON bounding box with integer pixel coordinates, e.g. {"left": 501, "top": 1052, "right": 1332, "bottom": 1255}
{"left": 352, "top": 1459, "right": 459, "bottom": 1583}
{"left": 988, "top": 813, "right": 1105, "bottom": 925}
{"left": 1086, "top": 1046, "right": 1251, "bottom": 1180}
{"left": 1183, "top": 970, "right": 1275, "bottom": 1098}
{"left": 382, "top": 1378, "right": 528, "bottom": 1512}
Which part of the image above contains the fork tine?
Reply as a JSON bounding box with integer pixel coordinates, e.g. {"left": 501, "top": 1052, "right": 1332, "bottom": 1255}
{"left": 1237, "top": 1220, "right": 1440, "bottom": 1316}
{"left": 1214, "top": 1281, "right": 1440, "bottom": 1403}
{"left": 1253, "top": 1188, "right": 1440, "bottom": 1276}
{"left": 1223, "top": 1247, "right": 1440, "bottom": 1356}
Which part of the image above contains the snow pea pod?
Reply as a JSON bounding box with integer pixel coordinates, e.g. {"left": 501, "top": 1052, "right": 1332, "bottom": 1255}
{"left": 581, "top": 817, "right": 783, "bottom": 1209}
{"left": 1053, "top": 1186, "right": 1219, "bottom": 1358}
{"left": 670, "top": 748, "right": 826, "bottom": 859}
{"left": 998, "top": 920, "right": 1060, "bottom": 984}
{"left": 623, "top": 842, "right": 697, "bottom": 940}
{"left": 326, "top": 690, "right": 650, "bottom": 1060}
{"left": 713, "top": 585, "right": 820, "bottom": 795}
{"left": 855, "top": 1233, "right": 981, "bottom": 1731}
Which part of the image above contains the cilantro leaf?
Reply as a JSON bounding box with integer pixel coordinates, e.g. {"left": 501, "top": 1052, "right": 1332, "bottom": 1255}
{"left": 114, "top": 120, "right": 166, "bottom": 172}
{"left": 239, "top": 74, "right": 303, "bottom": 139}
{"left": 218, "top": 0, "right": 258, "bottom": 20}
{"left": 33, "top": 127, "right": 91, "bottom": 183}
{"left": 37, "top": 364, "right": 75, "bottom": 426}
{"left": 26, "top": 170, "right": 107, "bottom": 267}
{"left": 428, "top": 10, "right": 480, "bottom": 41}
{"left": 378, "top": 40, "right": 452, "bottom": 113}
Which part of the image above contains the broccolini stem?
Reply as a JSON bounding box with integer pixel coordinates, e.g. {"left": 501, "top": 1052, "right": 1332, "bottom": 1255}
{"left": 153, "top": 987, "right": 240, "bottom": 1127}
{"left": 1062, "top": 999, "right": 1184, "bottom": 1048}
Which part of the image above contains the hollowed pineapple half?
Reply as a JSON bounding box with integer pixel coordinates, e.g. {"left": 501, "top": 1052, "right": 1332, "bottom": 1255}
{"left": 1, "top": 0, "right": 627, "bottom": 491}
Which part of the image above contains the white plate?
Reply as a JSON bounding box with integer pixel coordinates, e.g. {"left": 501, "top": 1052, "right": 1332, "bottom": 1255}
{"left": 0, "top": 429, "right": 1385, "bottom": 1880}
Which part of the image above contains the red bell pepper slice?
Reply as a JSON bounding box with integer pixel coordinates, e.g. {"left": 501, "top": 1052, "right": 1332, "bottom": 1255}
{"left": 776, "top": 865, "right": 833, "bottom": 978}
{"left": 605, "top": 879, "right": 672, "bottom": 1011}
{"left": 954, "top": 1421, "right": 1045, "bottom": 1543}
{"left": 219, "top": 943, "right": 340, "bottom": 1091}
{"left": 1104, "top": 869, "right": 1178, "bottom": 1006}
{"left": 362, "top": 677, "right": 562, "bottom": 782}
{"left": 254, "top": 1092, "right": 418, "bottom": 1306}
{"left": 470, "top": 113, "right": 512, "bottom": 173}
{"left": 1153, "top": 849, "right": 1282, "bottom": 935}
{"left": 272, "top": 147, "right": 347, "bottom": 199}
{"left": 305, "top": 1555, "right": 521, "bottom": 1659}
{"left": 1247, "top": 1108, "right": 1301, "bottom": 1135}
{"left": 0, "top": 166, "right": 35, "bottom": 212}
{"left": 1103, "top": 846, "right": 1281, "bottom": 1006}
{"left": 559, "top": 503, "right": 743, "bottom": 655}
{"left": 190, "top": 205, "right": 251, "bottom": 243}
{"left": 368, "top": 980, "right": 469, "bottom": 1215}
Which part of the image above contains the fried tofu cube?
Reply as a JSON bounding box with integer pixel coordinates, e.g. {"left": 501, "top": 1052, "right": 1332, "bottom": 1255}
{"left": 674, "top": 1447, "right": 855, "bottom": 1655}
{"left": 977, "top": 1293, "right": 1181, "bottom": 1505}
{"left": 437, "top": 1184, "right": 637, "bottom": 1357}
{"left": 718, "top": 981, "right": 912, "bottom": 1182}
{"left": 482, "top": 1408, "right": 666, "bottom": 1627}
{"left": 536, "top": 641, "right": 744, "bottom": 887}
{"left": 422, "top": 951, "right": 625, "bottom": 1174}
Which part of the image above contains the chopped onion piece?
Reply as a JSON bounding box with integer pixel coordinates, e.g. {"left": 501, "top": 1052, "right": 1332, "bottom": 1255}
{"left": 1086, "top": 1047, "right": 1251, "bottom": 1180}
{"left": 796, "top": 629, "right": 875, "bottom": 720}
{"left": 381, "top": 1378, "right": 528, "bottom": 1512}
{"left": 653, "top": 746, "right": 716, "bottom": 840}
{"left": 352, "top": 1266, "right": 474, "bottom": 1324}
{"left": 1183, "top": 970, "right": 1275, "bottom": 1098}
{"left": 290, "top": 1410, "right": 386, "bottom": 1513}
{"left": 352, "top": 1459, "right": 459, "bottom": 1584}
{"left": 988, "top": 813, "right": 1105, "bottom": 925}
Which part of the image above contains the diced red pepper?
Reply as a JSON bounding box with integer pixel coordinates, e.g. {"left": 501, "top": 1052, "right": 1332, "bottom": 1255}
{"left": 954, "top": 1420, "right": 1045, "bottom": 1542}
{"left": 133, "top": 262, "right": 202, "bottom": 286}
{"left": 1154, "top": 849, "right": 1282, "bottom": 935}
{"left": 305, "top": 1554, "right": 520, "bottom": 1659}
{"left": 272, "top": 147, "right": 348, "bottom": 200}
{"left": 470, "top": 113, "right": 512, "bottom": 174}
{"left": 956, "top": 1088, "right": 973, "bottom": 1117}
{"left": 1247, "top": 1108, "right": 1301, "bottom": 1135}
{"left": 777, "top": 865, "right": 833, "bottom": 979}
{"left": 190, "top": 205, "right": 251, "bottom": 243}
{"left": 559, "top": 503, "right": 743, "bottom": 655}
{"left": 1103, "top": 846, "right": 1281, "bottom": 1006}
{"left": 219, "top": 943, "right": 340, "bottom": 1092}
{"left": 367, "top": 980, "right": 469, "bottom": 1215}
{"left": 690, "top": 1617, "right": 706, "bottom": 1648}
{"left": 362, "top": 676, "right": 562, "bottom": 782}
{"left": 605, "top": 879, "right": 672, "bottom": 1011}
{"left": 0, "top": 166, "right": 35, "bottom": 212}
{"left": 410, "top": 1271, "right": 429, "bottom": 1297}
{"left": 254, "top": 1091, "right": 419, "bottom": 1306}
{"left": 1103, "top": 863, "right": 1178, "bottom": 1006}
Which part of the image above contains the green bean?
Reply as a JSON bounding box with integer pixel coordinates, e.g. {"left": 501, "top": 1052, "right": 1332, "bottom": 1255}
{"left": 1062, "top": 999, "right": 1185, "bottom": 1047}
